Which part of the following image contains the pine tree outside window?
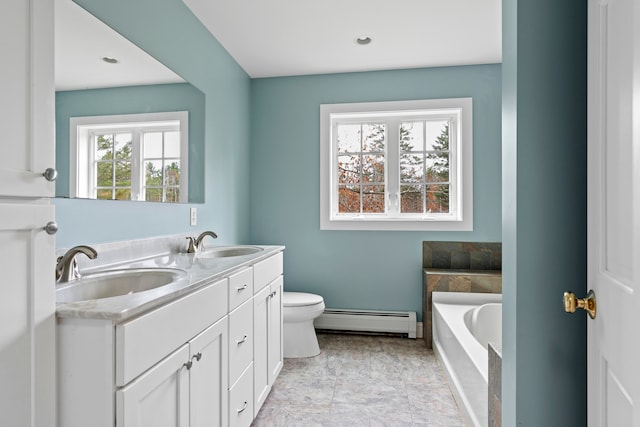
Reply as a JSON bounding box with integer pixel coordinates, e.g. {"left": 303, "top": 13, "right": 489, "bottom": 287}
{"left": 320, "top": 99, "right": 473, "bottom": 231}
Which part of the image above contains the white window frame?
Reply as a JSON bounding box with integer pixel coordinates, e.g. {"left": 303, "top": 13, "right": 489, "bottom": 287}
{"left": 70, "top": 111, "right": 189, "bottom": 203}
{"left": 320, "top": 98, "right": 473, "bottom": 231}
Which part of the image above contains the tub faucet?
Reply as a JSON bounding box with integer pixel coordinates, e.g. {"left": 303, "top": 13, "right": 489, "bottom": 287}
{"left": 186, "top": 231, "right": 218, "bottom": 253}
{"left": 56, "top": 245, "right": 98, "bottom": 283}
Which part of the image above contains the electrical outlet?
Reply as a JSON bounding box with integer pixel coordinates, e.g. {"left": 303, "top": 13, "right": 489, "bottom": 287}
{"left": 190, "top": 207, "right": 197, "bottom": 226}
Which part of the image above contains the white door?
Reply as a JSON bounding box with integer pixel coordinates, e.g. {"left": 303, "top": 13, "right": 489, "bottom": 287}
{"left": 587, "top": 0, "right": 640, "bottom": 425}
{"left": 116, "top": 344, "right": 190, "bottom": 427}
{"left": 0, "top": 204, "right": 56, "bottom": 427}
{"left": 0, "top": 0, "right": 56, "bottom": 198}
{"left": 253, "top": 285, "right": 271, "bottom": 415}
{"left": 190, "top": 316, "right": 229, "bottom": 427}
{"left": 268, "top": 277, "right": 283, "bottom": 385}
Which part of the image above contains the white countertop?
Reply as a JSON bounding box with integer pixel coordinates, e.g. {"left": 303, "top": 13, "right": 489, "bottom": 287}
{"left": 55, "top": 244, "right": 284, "bottom": 323}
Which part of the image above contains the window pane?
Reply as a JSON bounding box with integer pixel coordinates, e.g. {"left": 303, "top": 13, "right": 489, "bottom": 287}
{"left": 338, "top": 185, "right": 360, "bottom": 213}
{"left": 338, "top": 155, "right": 360, "bottom": 184}
{"left": 362, "top": 123, "right": 385, "bottom": 152}
{"left": 164, "top": 131, "right": 181, "bottom": 158}
{"left": 114, "top": 134, "right": 132, "bottom": 160}
{"left": 145, "top": 160, "right": 163, "bottom": 186}
{"left": 337, "top": 124, "right": 362, "bottom": 153}
{"left": 96, "top": 161, "right": 113, "bottom": 186}
{"left": 95, "top": 134, "right": 113, "bottom": 160}
{"left": 401, "top": 184, "right": 423, "bottom": 213}
{"left": 115, "top": 161, "right": 131, "bottom": 186}
{"left": 426, "top": 184, "right": 450, "bottom": 213}
{"left": 164, "top": 161, "right": 181, "bottom": 186}
{"left": 426, "top": 121, "right": 449, "bottom": 151}
{"left": 96, "top": 189, "right": 112, "bottom": 200}
{"left": 425, "top": 156, "right": 449, "bottom": 182}
{"left": 165, "top": 187, "right": 180, "bottom": 203}
{"left": 114, "top": 188, "right": 131, "bottom": 201}
{"left": 145, "top": 187, "right": 163, "bottom": 202}
{"left": 143, "top": 132, "right": 164, "bottom": 158}
{"left": 362, "top": 185, "right": 384, "bottom": 213}
{"left": 400, "top": 121, "right": 424, "bottom": 152}
{"left": 400, "top": 153, "right": 424, "bottom": 183}
{"left": 362, "top": 155, "right": 384, "bottom": 183}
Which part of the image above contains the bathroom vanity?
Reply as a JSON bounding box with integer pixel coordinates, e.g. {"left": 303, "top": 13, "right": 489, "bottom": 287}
{"left": 56, "top": 237, "right": 284, "bottom": 427}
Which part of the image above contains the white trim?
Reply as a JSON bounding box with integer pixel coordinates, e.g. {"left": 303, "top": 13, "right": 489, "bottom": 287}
{"left": 70, "top": 111, "right": 189, "bottom": 203}
{"left": 320, "top": 98, "right": 473, "bottom": 231}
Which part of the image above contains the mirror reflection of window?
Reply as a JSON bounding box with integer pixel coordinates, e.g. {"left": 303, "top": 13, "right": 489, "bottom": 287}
{"left": 70, "top": 111, "right": 188, "bottom": 203}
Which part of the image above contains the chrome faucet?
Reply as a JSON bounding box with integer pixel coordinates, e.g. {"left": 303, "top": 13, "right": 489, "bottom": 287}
{"left": 56, "top": 245, "right": 98, "bottom": 283}
{"left": 186, "top": 231, "right": 218, "bottom": 253}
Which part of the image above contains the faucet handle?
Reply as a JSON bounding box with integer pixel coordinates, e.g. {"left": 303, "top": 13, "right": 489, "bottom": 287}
{"left": 186, "top": 237, "right": 197, "bottom": 254}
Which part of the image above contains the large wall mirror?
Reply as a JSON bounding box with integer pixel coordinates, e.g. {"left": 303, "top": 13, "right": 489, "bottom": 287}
{"left": 55, "top": 0, "right": 205, "bottom": 203}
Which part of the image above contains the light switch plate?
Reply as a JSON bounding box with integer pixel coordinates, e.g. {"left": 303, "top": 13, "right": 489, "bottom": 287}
{"left": 190, "top": 207, "right": 197, "bottom": 226}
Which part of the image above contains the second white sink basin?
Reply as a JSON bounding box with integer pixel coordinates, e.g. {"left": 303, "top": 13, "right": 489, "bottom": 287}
{"left": 56, "top": 268, "right": 188, "bottom": 303}
{"left": 198, "top": 246, "right": 263, "bottom": 259}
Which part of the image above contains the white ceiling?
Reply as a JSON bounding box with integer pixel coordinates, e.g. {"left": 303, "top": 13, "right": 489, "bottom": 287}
{"left": 55, "top": 0, "right": 184, "bottom": 91}
{"left": 182, "top": 0, "right": 502, "bottom": 78}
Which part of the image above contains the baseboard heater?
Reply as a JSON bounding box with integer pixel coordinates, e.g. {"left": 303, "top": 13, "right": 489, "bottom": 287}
{"left": 314, "top": 308, "right": 417, "bottom": 339}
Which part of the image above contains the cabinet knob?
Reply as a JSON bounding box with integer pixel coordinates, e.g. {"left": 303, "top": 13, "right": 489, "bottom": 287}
{"left": 192, "top": 352, "right": 202, "bottom": 362}
{"left": 236, "top": 401, "right": 248, "bottom": 413}
{"left": 236, "top": 284, "right": 248, "bottom": 292}
{"left": 237, "top": 335, "right": 248, "bottom": 345}
{"left": 183, "top": 360, "right": 193, "bottom": 370}
{"left": 42, "top": 168, "right": 58, "bottom": 182}
{"left": 43, "top": 221, "right": 58, "bottom": 235}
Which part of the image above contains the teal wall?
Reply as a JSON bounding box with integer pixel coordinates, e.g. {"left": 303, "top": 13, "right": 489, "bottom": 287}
{"left": 250, "top": 65, "right": 502, "bottom": 320}
{"left": 54, "top": 0, "right": 252, "bottom": 248}
{"left": 55, "top": 83, "right": 205, "bottom": 202}
{"left": 502, "top": 0, "right": 587, "bottom": 424}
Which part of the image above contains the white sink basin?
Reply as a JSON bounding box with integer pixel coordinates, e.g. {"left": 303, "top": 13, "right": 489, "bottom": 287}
{"left": 198, "top": 246, "right": 263, "bottom": 259}
{"left": 56, "top": 268, "right": 188, "bottom": 303}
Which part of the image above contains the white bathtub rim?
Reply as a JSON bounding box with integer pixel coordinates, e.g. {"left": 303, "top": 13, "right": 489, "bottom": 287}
{"left": 433, "top": 327, "right": 482, "bottom": 427}
{"left": 432, "top": 292, "right": 502, "bottom": 427}
{"left": 432, "top": 292, "right": 502, "bottom": 382}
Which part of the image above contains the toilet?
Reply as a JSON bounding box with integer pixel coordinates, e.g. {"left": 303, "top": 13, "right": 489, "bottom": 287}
{"left": 282, "top": 292, "right": 325, "bottom": 358}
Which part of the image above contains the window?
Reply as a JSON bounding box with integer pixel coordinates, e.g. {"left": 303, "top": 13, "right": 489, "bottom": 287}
{"left": 320, "top": 98, "right": 472, "bottom": 231}
{"left": 70, "top": 112, "right": 188, "bottom": 203}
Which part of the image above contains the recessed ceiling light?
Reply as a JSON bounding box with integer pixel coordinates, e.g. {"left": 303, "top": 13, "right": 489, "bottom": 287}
{"left": 101, "top": 56, "right": 119, "bottom": 64}
{"left": 355, "top": 36, "right": 372, "bottom": 46}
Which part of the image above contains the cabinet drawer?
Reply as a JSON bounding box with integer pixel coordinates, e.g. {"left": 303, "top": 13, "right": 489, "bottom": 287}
{"left": 228, "top": 267, "right": 253, "bottom": 311}
{"left": 253, "top": 252, "right": 283, "bottom": 293}
{"left": 228, "top": 299, "right": 253, "bottom": 386}
{"left": 229, "top": 363, "right": 254, "bottom": 427}
{"left": 115, "top": 278, "right": 228, "bottom": 386}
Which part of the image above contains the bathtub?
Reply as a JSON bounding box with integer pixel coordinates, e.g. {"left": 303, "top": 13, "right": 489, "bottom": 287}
{"left": 432, "top": 292, "right": 502, "bottom": 427}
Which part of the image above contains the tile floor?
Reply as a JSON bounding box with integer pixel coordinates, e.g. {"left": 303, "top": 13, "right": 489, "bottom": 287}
{"left": 252, "top": 333, "right": 465, "bottom": 427}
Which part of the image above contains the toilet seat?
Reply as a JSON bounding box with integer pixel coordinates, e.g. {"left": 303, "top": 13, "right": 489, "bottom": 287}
{"left": 283, "top": 292, "right": 324, "bottom": 307}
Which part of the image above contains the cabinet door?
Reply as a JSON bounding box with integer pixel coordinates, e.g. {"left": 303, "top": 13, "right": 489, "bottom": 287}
{"left": 0, "top": 0, "right": 55, "bottom": 198}
{"left": 116, "top": 344, "right": 190, "bottom": 427}
{"left": 268, "top": 276, "right": 284, "bottom": 385}
{"left": 190, "top": 316, "right": 229, "bottom": 427}
{"left": 253, "top": 286, "right": 271, "bottom": 415}
{"left": 0, "top": 203, "right": 55, "bottom": 427}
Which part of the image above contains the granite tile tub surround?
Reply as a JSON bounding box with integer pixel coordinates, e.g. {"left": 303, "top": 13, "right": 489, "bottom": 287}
{"left": 489, "top": 343, "right": 502, "bottom": 427}
{"left": 423, "top": 241, "right": 502, "bottom": 271}
{"left": 423, "top": 270, "right": 502, "bottom": 349}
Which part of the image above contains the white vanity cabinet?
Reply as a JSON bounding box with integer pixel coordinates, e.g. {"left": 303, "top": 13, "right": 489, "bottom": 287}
{"left": 58, "top": 278, "right": 228, "bottom": 427}
{"left": 57, "top": 249, "right": 285, "bottom": 427}
{"left": 252, "top": 252, "right": 284, "bottom": 416}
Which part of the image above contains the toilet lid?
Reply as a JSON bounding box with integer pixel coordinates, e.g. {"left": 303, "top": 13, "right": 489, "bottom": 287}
{"left": 283, "top": 292, "right": 324, "bottom": 307}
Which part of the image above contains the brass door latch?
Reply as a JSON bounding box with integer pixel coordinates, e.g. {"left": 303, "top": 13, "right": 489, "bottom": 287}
{"left": 564, "top": 289, "right": 596, "bottom": 319}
